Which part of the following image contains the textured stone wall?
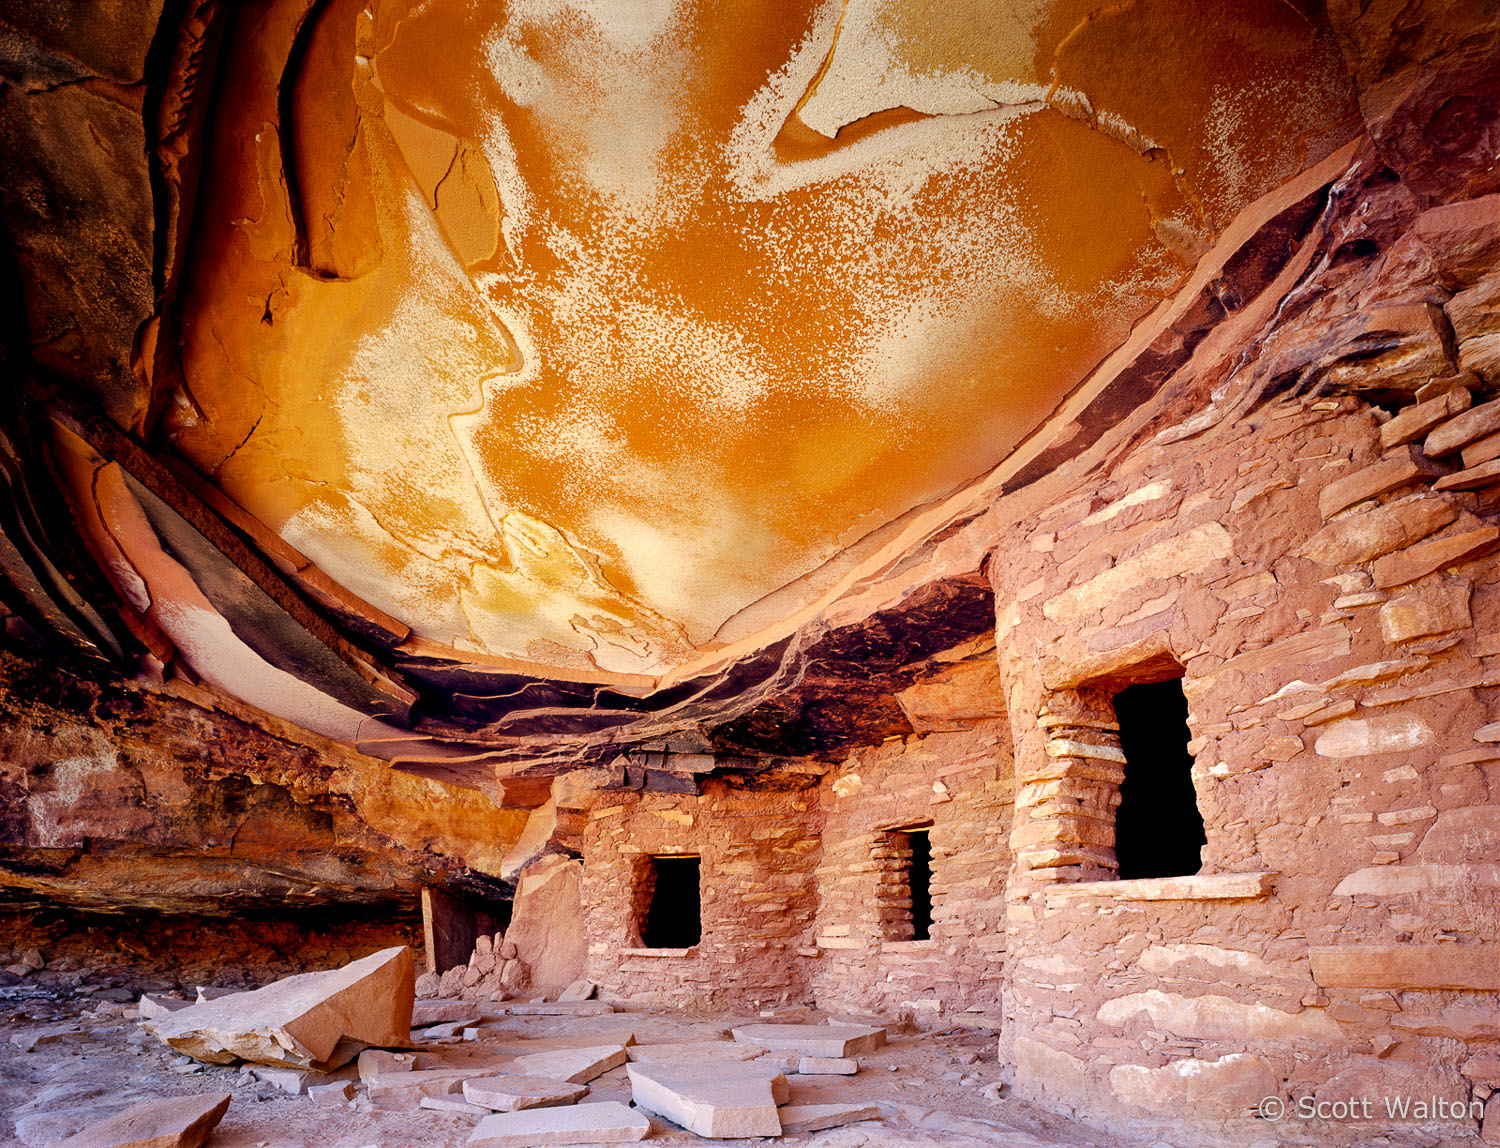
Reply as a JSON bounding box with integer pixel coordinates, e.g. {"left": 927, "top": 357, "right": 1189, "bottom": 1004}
{"left": 575, "top": 779, "right": 823, "bottom": 1011}
{"left": 809, "top": 723, "right": 1014, "bottom": 1024}
{"left": 991, "top": 383, "right": 1500, "bottom": 1141}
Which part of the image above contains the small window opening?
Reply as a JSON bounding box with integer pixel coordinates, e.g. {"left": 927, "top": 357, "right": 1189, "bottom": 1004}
{"left": 641, "top": 855, "right": 701, "bottom": 948}
{"left": 902, "top": 829, "right": 933, "bottom": 940}
{"left": 1113, "top": 678, "right": 1205, "bottom": 880}
{"left": 882, "top": 827, "right": 933, "bottom": 941}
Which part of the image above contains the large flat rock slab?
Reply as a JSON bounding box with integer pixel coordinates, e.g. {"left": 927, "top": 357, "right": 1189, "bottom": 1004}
{"left": 467, "top": 1101, "right": 650, "bottom": 1146}
{"left": 730, "top": 1022, "right": 886, "bottom": 1057}
{"left": 626, "top": 1040, "right": 765, "bottom": 1064}
{"left": 146, "top": 946, "right": 414, "bottom": 1067}
{"left": 779, "top": 1102, "right": 882, "bottom": 1133}
{"left": 511, "top": 1043, "right": 628, "bottom": 1083}
{"left": 55, "top": 1092, "right": 231, "bottom": 1148}
{"left": 627, "top": 1062, "right": 787, "bottom": 1138}
{"left": 462, "top": 1074, "right": 590, "bottom": 1111}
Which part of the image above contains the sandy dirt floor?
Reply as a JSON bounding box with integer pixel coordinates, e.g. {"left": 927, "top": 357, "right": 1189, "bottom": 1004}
{"left": 0, "top": 967, "right": 1129, "bottom": 1148}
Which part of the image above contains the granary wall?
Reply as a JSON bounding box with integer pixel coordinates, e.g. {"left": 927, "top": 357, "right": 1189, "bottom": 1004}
{"left": 807, "top": 722, "right": 1014, "bottom": 1024}
{"left": 574, "top": 778, "right": 824, "bottom": 1011}
{"left": 988, "top": 389, "right": 1500, "bottom": 1141}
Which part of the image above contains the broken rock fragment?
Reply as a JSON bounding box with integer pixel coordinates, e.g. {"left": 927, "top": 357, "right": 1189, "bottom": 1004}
{"left": 467, "top": 1101, "right": 650, "bottom": 1146}
{"left": 778, "top": 1102, "right": 881, "bottom": 1133}
{"left": 462, "top": 1073, "right": 590, "bottom": 1111}
{"left": 146, "top": 946, "right": 414, "bottom": 1066}
{"left": 730, "top": 1022, "right": 886, "bottom": 1057}
{"left": 55, "top": 1092, "right": 231, "bottom": 1148}
{"left": 512, "top": 1043, "right": 628, "bottom": 1083}
{"left": 627, "top": 1062, "right": 787, "bottom": 1138}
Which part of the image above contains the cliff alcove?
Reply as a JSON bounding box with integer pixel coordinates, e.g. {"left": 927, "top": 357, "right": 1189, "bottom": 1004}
{"left": 0, "top": 1, "right": 1498, "bottom": 1145}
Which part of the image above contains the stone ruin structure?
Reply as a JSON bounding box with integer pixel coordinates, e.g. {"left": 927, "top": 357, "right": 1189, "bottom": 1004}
{"left": 0, "top": 0, "right": 1498, "bottom": 1144}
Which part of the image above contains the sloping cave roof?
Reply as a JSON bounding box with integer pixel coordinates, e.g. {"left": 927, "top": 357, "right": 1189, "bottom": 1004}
{"left": 1, "top": 0, "right": 1491, "bottom": 804}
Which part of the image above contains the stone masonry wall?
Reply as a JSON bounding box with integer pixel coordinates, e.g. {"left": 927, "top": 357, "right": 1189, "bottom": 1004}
{"left": 809, "top": 722, "right": 1014, "bottom": 1025}
{"left": 991, "top": 381, "right": 1500, "bottom": 1143}
{"left": 575, "top": 778, "right": 822, "bottom": 1012}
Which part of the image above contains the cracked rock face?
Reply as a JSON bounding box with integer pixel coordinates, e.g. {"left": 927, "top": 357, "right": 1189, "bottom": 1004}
{"left": 159, "top": 0, "right": 1355, "bottom": 677}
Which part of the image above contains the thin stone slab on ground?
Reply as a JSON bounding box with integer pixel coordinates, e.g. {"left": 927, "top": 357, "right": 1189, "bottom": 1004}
{"left": 799, "top": 1055, "right": 859, "bottom": 1074}
{"left": 54, "top": 1092, "right": 231, "bottom": 1148}
{"left": 626, "top": 1040, "right": 765, "bottom": 1064}
{"left": 778, "top": 1102, "right": 882, "bottom": 1134}
{"left": 627, "top": 1062, "right": 787, "bottom": 1138}
{"left": 506, "top": 1001, "right": 615, "bottom": 1016}
{"left": 730, "top": 1023, "right": 886, "bottom": 1057}
{"left": 413, "top": 1000, "right": 482, "bottom": 1027}
{"left": 467, "top": 1101, "right": 651, "bottom": 1146}
{"left": 462, "top": 1073, "right": 590, "bottom": 1111}
{"left": 146, "top": 946, "right": 414, "bottom": 1067}
{"left": 511, "top": 1043, "right": 628, "bottom": 1083}
{"left": 421, "top": 1095, "right": 491, "bottom": 1114}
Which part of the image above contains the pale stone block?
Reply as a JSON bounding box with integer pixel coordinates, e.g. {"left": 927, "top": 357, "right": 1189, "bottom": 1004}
{"left": 468, "top": 1101, "right": 650, "bottom": 1146}
{"left": 462, "top": 1074, "right": 590, "bottom": 1111}
{"left": 1096, "top": 990, "right": 1338, "bottom": 1041}
{"left": 1313, "top": 714, "right": 1435, "bottom": 758}
{"left": 627, "top": 1063, "right": 784, "bottom": 1138}
{"left": 1043, "top": 523, "right": 1232, "bottom": 624}
{"left": 627, "top": 1041, "right": 765, "bottom": 1064}
{"left": 512, "top": 1044, "right": 628, "bottom": 1084}
{"left": 778, "top": 1103, "right": 881, "bottom": 1133}
{"left": 54, "top": 1093, "right": 231, "bottom": 1148}
{"left": 1110, "top": 1053, "right": 1276, "bottom": 1117}
{"left": 146, "top": 946, "right": 414, "bottom": 1068}
{"left": 731, "top": 1022, "right": 885, "bottom": 1057}
{"left": 798, "top": 1056, "right": 858, "bottom": 1074}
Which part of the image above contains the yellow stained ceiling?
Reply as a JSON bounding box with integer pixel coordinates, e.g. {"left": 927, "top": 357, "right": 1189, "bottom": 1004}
{"left": 166, "top": 0, "right": 1355, "bottom": 677}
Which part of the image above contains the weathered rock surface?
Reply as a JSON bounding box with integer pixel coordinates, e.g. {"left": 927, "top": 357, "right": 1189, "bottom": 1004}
{"left": 54, "top": 1093, "right": 230, "bottom": 1148}
{"left": 627, "top": 1062, "right": 787, "bottom": 1138}
{"left": 462, "top": 1074, "right": 590, "bottom": 1112}
{"left": 467, "top": 1101, "right": 650, "bottom": 1147}
{"left": 147, "top": 946, "right": 413, "bottom": 1066}
{"left": 730, "top": 1023, "right": 886, "bottom": 1057}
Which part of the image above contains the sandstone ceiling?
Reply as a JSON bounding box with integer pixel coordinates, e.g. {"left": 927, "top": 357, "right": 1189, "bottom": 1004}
{"left": 163, "top": 0, "right": 1354, "bottom": 678}
{"left": 12, "top": 0, "right": 1487, "bottom": 795}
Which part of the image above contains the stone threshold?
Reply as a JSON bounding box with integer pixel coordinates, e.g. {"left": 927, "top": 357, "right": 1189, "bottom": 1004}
{"left": 621, "top": 946, "right": 700, "bottom": 959}
{"left": 1043, "top": 871, "right": 1276, "bottom": 906}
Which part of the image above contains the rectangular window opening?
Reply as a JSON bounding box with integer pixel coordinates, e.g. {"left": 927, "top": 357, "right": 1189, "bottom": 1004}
{"left": 1112, "top": 676, "right": 1205, "bottom": 880}
{"left": 641, "top": 854, "right": 701, "bottom": 948}
{"left": 883, "top": 827, "right": 933, "bottom": 942}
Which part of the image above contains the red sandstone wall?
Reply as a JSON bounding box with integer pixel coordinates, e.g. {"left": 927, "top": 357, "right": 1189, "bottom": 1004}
{"left": 576, "top": 779, "right": 823, "bottom": 1011}
{"left": 992, "top": 388, "right": 1500, "bottom": 1141}
{"left": 808, "top": 722, "right": 1014, "bottom": 1024}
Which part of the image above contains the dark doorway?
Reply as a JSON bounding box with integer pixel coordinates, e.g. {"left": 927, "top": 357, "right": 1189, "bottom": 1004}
{"left": 899, "top": 828, "right": 933, "bottom": 940}
{"left": 642, "top": 855, "right": 701, "bottom": 947}
{"left": 1113, "top": 678, "right": 1205, "bottom": 880}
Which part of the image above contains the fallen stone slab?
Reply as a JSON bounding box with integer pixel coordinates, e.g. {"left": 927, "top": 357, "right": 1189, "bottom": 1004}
{"left": 627, "top": 1041, "right": 764, "bottom": 1064}
{"left": 799, "top": 1056, "right": 858, "bottom": 1075}
{"left": 463, "top": 1074, "right": 590, "bottom": 1111}
{"left": 146, "top": 946, "right": 414, "bottom": 1067}
{"left": 367, "top": 1068, "right": 492, "bottom": 1107}
{"left": 10, "top": 1024, "right": 83, "bottom": 1051}
{"left": 251, "top": 1062, "right": 358, "bottom": 1095}
{"left": 55, "top": 1092, "right": 231, "bottom": 1148}
{"left": 417, "top": 1020, "right": 474, "bottom": 1040}
{"left": 194, "top": 987, "right": 239, "bottom": 1003}
{"left": 309, "top": 1081, "right": 355, "bottom": 1103}
{"left": 422, "top": 1095, "right": 491, "bottom": 1114}
{"left": 137, "top": 995, "right": 189, "bottom": 1021}
{"left": 506, "top": 1001, "right": 615, "bottom": 1016}
{"left": 778, "top": 1102, "right": 881, "bottom": 1134}
{"left": 558, "top": 979, "right": 597, "bottom": 1001}
{"left": 627, "top": 1062, "right": 787, "bottom": 1138}
{"left": 468, "top": 1101, "right": 650, "bottom": 1146}
{"left": 413, "top": 1000, "right": 482, "bottom": 1027}
{"left": 358, "top": 1049, "right": 417, "bottom": 1079}
{"left": 730, "top": 1023, "right": 885, "bottom": 1057}
{"left": 512, "top": 1044, "right": 628, "bottom": 1083}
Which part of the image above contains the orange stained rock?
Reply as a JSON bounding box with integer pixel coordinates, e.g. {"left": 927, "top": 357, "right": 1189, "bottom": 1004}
{"left": 166, "top": 0, "right": 1356, "bottom": 678}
